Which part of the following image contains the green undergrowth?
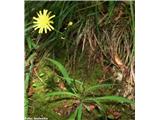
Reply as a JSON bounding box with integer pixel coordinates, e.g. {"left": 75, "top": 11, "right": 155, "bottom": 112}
{"left": 27, "top": 58, "right": 134, "bottom": 120}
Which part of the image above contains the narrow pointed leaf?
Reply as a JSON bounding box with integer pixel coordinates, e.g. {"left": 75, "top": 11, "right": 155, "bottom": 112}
{"left": 77, "top": 103, "right": 83, "bottom": 120}
{"left": 85, "top": 96, "right": 134, "bottom": 104}
{"left": 47, "top": 91, "right": 79, "bottom": 98}
{"left": 85, "top": 84, "right": 114, "bottom": 93}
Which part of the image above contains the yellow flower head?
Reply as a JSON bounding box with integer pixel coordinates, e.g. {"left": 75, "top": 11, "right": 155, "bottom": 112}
{"left": 68, "top": 21, "right": 73, "bottom": 27}
{"left": 33, "top": 9, "right": 55, "bottom": 34}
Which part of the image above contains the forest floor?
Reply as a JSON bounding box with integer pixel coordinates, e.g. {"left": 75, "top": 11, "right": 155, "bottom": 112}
{"left": 25, "top": 1, "right": 135, "bottom": 120}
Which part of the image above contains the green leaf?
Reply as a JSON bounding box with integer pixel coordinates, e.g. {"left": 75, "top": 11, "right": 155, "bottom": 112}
{"left": 46, "top": 58, "right": 72, "bottom": 85}
{"left": 24, "top": 94, "right": 29, "bottom": 118}
{"left": 68, "top": 103, "right": 83, "bottom": 120}
{"left": 83, "top": 104, "right": 90, "bottom": 112}
{"left": 39, "top": 72, "right": 45, "bottom": 77}
{"left": 107, "top": 114, "right": 114, "bottom": 119}
{"left": 85, "top": 84, "right": 113, "bottom": 93}
{"left": 25, "top": 25, "right": 33, "bottom": 33}
{"left": 67, "top": 112, "right": 77, "bottom": 120}
{"left": 77, "top": 103, "right": 83, "bottom": 120}
{"left": 46, "top": 58, "right": 69, "bottom": 77}
{"left": 25, "top": 73, "right": 30, "bottom": 91}
{"left": 85, "top": 96, "right": 134, "bottom": 104}
{"left": 32, "top": 82, "right": 43, "bottom": 88}
{"left": 62, "top": 77, "right": 83, "bottom": 85}
{"left": 47, "top": 91, "right": 79, "bottom": 98}
{"left": 46, "top": 58, "right": 83, "bottom": 93}
{"left": 26, "top": 37, "right": 32, "bottom": 51}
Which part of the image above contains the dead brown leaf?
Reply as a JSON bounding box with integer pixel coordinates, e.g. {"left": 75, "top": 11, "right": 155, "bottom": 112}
{"left": 58, "top": 82, "right": 66, "bottom": 90}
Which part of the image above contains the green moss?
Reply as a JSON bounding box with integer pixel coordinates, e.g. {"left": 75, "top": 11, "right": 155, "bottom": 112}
{"left": 29, "top": 93, "right": 64, "bottom": 120}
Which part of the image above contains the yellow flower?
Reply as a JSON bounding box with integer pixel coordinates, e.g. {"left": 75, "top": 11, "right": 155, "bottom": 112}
{"left": 33, "top": 9, "right": 55, "bottom": 34}
{"left": 68, "top": 21, "right": 73, "bottom": 26}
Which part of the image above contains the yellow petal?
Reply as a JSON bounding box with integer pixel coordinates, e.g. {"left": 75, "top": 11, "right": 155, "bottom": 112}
{"left": 49, "top": 25, "right": 54, "bottom": 30}
{"left": 46, "top": 26, "right": 51, "bottom": 31}
{"left": 36, "top": 12, "right": 40, "bottom": 17}
{"left": 39, "top": 10, "right": 42, "bottom": 16}
{"left": 33, "top": 24, "right": 38, "bottom": 28}
{"left": 34, "top": 26, "right": 39, "bottom": 31}
{"left": 39, "top": 28, "right": 43, "bottom": 33}
{"left": 38, "top": 29, "right": 41, "bottom": 33}
{"left": 33, "top": 17, "right": 38, "bottom": 20}
{"left": 49, "top": 21, "right": 53, "bottom": 24}
{"left": 47, "top": 11, "right": 52, "bottom": 17}
{"left": 33, "top": 21, "right": 38, "bottom": 24}
{"left": 44, "top": 27, "right": 47, "bottom": 33}
{"left": 49, "top": 15, "right": 55, "bottom": 20}
{"left": 43, "top": 9, "right": 48, "bottom": 16}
